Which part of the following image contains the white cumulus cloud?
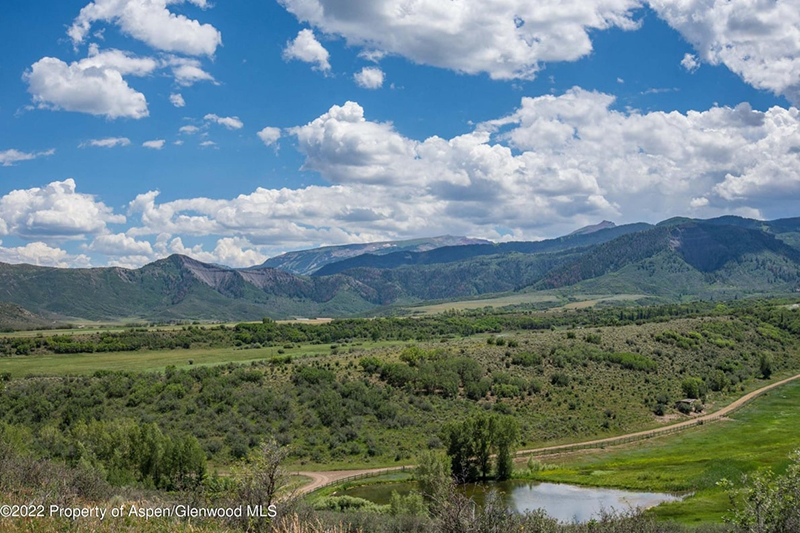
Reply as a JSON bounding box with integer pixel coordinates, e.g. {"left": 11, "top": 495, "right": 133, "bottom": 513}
{"left": 179, "top": 125, "right": 201, "bottom": 134}
{"left": 0, "top": 241, "right": 91, "bottom": 268}
{"left": 143, "top": 139, "right": 166, "bottom": 149}
{"left": 278, "top": 0, "right": 641, "bottom": 80}
{"left": 162, "top": 237, "right": 267, "bottom": 268}
{"left": 204, "top": 113, "right": 243, "bottom": 130}
{"left": 651, "top": 0, "right": 800, "bottom": 104}
{"left": 283, "top": 29, "right": 331, "bottom": 72}
{"left": 257, "top": 126, "right": 281, "bottom": 147}
{"left": 0, "top": 179, "right": 125, "bottom": 240}
{"left": 123, "top": 94, "right": 800, "bottom": 247}
{"left": 162, "top": 56, "right": 215, "bottom": 86}
{"left": 681, "top": 53, "right": 699, "bottom": 73}
{"left": 24, "top": 47, "right": 154, "bottom": 119}
{"left": 354, "top": 67, "right": 384, "bottom": 89}
{"left": 169, "top": 93, "right": 186, "bottom": 107}
{"left": 68, "top": 0, "right": 222, "bottom": 57}
{"left": 88, "top": 233, "right": 154, "bottom": 256}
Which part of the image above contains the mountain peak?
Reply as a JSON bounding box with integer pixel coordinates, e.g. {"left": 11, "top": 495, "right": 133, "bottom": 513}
{"left": 568, "top": 220, "right": 616, "bottom": 236}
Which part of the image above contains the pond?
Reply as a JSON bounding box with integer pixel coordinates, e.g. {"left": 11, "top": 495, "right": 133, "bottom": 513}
{"left": 339, "top": 480, "right": 684, "bottom": 523}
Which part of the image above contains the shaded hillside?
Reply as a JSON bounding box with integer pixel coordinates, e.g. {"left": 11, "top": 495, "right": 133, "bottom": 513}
{"left": 257, "top": 235, "right": 490, "bottom": 275}
{"left": 0, "top": 256, "right": 384, "bottom": 322}
{"left": 658, "top": 215, "right": 800, "bottom": 251}
{"left": 337, "top": 249, "right": 581, "bottom": 304}
{"left": 539, "top": 222, "right": 800, "bottom": 297}
{"left": 0, "top": 303, "right": 59, "bottom": 331}
{"left": 314, "top": 223, "right": 652, "bottom": 276}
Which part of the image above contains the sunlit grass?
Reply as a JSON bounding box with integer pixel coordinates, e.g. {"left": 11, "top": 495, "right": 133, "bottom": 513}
{"left": 0, "top": 340, "right": 405, "bottom": 377}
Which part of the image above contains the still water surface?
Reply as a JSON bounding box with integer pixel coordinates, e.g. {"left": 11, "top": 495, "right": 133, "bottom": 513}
{"left": 340, "top": 480, "right": 683, "bottom": 523}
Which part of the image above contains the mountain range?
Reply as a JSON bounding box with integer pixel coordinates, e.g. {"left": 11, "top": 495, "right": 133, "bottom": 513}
{"left": 255, "top": 235, "right": 491, "bottom": 275}
{"left": 1, "top": 216, "right": 799, "bottom": 327}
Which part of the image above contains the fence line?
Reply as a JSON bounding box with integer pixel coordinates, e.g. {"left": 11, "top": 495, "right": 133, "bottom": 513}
{"left": 306, "top": 466, "right": 409, "bottom": 495}
{"left": 517, "top": 383, "right": 773, "bottom": 459}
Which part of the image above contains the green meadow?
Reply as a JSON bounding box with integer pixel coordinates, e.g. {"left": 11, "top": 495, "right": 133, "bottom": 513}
{"left": 0, "top": 340, "right": 405, "bottom": 377}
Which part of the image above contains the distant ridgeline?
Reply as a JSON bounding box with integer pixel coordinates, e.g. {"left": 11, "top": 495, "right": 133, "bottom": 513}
{"left": 1, "top": 215, "right": 799, "bottom": 325}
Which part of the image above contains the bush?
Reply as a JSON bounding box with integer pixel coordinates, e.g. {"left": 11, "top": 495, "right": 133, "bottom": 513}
{"left": 511, "top": 351, "right": 542, "bottom": 367}
{"left": 720, "top": 449, "right": 800, "bottom": 532}
{"left": 314, "top": 495, "right": 383, "bottom": 513}
{"left": 585, "top": 333, "right": 602, "bottom": 344}
{"left": 359, "top": 356, "right": 383, "bottom": 375}
{"left": 604, "top": 352, "right": 657, "bottom": 372}
{"left": 681, "top": 377, "right": 707, "bottom": 399}
{"left": 759, "top": 353, "right": 773, "bottom": 379}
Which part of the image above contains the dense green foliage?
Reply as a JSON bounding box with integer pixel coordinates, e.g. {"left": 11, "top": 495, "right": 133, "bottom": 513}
{"left": 443, "top": 412, "right": 519, "bottom": 482}
{"left": 2, "top": 302, "right": 798, "bottom": 486}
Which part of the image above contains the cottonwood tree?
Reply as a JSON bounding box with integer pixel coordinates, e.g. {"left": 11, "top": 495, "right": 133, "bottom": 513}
{"left": 443, "top": 412, "right": 520, "bottom": 483}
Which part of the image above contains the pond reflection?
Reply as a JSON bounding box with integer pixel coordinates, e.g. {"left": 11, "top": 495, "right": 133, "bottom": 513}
{"left": 339, "top": 479, "right": 683, "bottom": 523}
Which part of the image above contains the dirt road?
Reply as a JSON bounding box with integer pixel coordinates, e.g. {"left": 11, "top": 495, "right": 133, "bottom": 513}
{"left": 515, "top": 372, "right": 800, "bottom": 456}
{"left": 295, "top": 372, "right": 800, "bottom": 494}
{"left": 295, "top": 466, "right": 406, "bottom": 494}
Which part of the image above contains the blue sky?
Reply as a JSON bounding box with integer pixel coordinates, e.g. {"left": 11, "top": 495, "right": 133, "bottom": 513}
{"left": 1, "top": 0, "right": 799, "bottom": 268}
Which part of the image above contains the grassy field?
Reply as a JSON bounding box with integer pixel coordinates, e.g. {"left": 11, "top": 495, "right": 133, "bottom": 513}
{"left": 0, "top": 339, "right": 404, "bottom": 377}
{"left": 1, "top": 317, "right": 332, "bottom": 338}
{"left": 402, "top": 292, "right": 562, "bottom": 315}
{"left": 555, "top": 294, "right": 648, "bottom": 310}
{"left": 402, "top": 292, "right": 650, "bottom": 315}
{"left": 520, "top": 379, "right": 800, "bottom": 525}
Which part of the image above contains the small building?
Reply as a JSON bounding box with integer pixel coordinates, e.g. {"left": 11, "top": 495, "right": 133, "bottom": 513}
{"left": 675, "top": 398, "right": 699, "bottom": 413}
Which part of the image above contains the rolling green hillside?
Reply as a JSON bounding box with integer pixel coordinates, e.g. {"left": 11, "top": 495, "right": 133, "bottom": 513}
{"left": 541, "top": 223, "right": 800, "bottom": 299}
{"left": 0, "top": 303, "right": 57, "bottom": 331}
{"left": 0, "top": 255, "right": 382, "bottom": 322}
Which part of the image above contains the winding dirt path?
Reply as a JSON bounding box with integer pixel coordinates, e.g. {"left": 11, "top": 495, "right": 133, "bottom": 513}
{"left": 515, "top": 372, "right": 800, "bottom": 456}
{"left": 295, "top": 467, "right": 406, "bottom": 494}
{"left": 295, "top": 372, "right": 800, "bottom": 494}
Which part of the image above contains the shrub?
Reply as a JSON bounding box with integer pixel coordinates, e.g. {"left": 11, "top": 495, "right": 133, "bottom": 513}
{"left": 681, "top": 377, "right": 707, "bottom": 399}
{"left": 585, "top": 333, "right": 601, "bottom": 344}
{"left": 314, "top": 496, "right": 383, "bottom": 513}
{"left": 603, "top": 352, "right": 657, "bottom": 372}
{"left": 358, "top": 356, "right": 383, "bottom": 375}
{"left": 759, "top": 353, "right": 773, "bottom": 379}
{"left": 511, "top": 351, "right": 542, "bottom": 367}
